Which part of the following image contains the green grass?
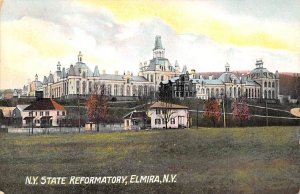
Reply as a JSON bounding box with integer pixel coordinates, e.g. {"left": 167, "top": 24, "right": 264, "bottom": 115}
{"left": 0, "top": 127, "right": 299, "bottom": 194}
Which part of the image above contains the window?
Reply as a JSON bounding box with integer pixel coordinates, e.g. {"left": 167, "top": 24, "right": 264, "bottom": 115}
{"left": 62, "top": 111, "right": 65, "bottom": 116}
{"left": 156, "top": 109, "right": 161, "bottom": 114}
{"left": 171, "top": 118, "right": 175, "bottom": 124}
{"left": 57, "top": 111, "right": 60, "bottom": 116}
{"left": 162, "top": 109, "right": 167, "bottom": 114}
{"left": 29, "top": 112, "right": 32, "bottom": 116}
{"left": 40, "top": 112, "right": 43, "bottom": 116}
{"left": 155, "top": 119, "right": 161, "bottom": 125}
{"left": 46, "top": 111, "right": 50, "bottom": 116}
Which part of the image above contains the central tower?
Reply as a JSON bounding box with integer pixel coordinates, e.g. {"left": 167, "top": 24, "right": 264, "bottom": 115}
{"left": 153, "top": 35, "right": 165, "bottom": 59}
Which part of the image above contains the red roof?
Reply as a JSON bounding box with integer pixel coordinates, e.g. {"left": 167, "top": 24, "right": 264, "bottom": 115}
{"left": 24, "top": 98, "right": 65, "bottom": 111}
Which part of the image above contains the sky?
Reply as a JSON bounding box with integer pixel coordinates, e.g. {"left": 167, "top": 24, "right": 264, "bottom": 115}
{"left": 0, "top": 0, "right": 299, "bottom": 89}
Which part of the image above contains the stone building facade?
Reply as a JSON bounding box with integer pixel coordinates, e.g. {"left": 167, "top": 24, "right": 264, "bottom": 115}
{"left": 160, "top": 60, "right": 279, "bottom": 100}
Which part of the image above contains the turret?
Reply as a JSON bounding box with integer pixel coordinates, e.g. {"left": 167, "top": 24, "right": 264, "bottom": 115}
{"left": 57, "top": 61, "right": 61, "bottom": 71}
{"left": 153, "top": 35, "right": 165, "bottom": 59}
{"left": 225, "top": 62, "right": 230, "bottom": 73}
{"left": 78, "top": 51, "right": 83, "bottom": 63}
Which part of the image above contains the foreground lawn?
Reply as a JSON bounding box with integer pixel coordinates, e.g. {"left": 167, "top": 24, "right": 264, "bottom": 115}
{"left": 0, "top": 127, "right": 299, "bottom": 194}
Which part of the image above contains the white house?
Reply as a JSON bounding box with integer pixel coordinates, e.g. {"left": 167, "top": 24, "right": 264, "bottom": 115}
{"left": 22, "top": 98, "right": 66, "bottom": 127}
{"left": 148, "top": 101, "right": 189, "bottom": 129}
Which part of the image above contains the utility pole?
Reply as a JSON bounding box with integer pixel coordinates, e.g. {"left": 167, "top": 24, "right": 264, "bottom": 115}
{"left": 77, "top": 94, "right": 81, "bottom": 133}
{"left": 196, "top": 101, "right": 199, "bottom": 129}
{"left": 265, "top": 100, "right": 268, "bottom": 126}
{"left": 221, "top": 93, "right": 226, "bottom": 128}
{"left": 31, "top": 110, "right": 33, "bottom": 134}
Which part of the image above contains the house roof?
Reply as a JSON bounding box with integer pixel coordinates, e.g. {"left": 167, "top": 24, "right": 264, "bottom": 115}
{"left": 16, "top": 104, "right": 30, "bottom": 111}
{"left": 24, "top": 98, "right": 65, "bottom": 111}
{"left": 123, "top": 111, "right": 149, "bottom": 119}
{"left": 150, "top": 101, "right": 188, "bottom": 109}
{"left": 0, "top": 107, "right": 15, "bottom": 117}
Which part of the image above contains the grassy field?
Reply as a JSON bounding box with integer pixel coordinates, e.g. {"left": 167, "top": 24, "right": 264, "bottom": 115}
{"left": 0, "top": 127, "right": 299, "bottom": 194}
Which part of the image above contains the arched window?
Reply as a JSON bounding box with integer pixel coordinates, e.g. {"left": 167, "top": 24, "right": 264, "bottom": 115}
{"left": 120, "top": 85, "right": 124, "bottom": 96}
{"left": 216, "top": 88, "right": 219, "bottom": 98}
{"left": 268, "top": 82, "right": 271, "bottom": 87}
{"left": 107, "top": 84, "right": 111, "bottom": 95}
{"left": 264, "top": 90, "right": 267, "bottom": 99}
{"left": 114, "top": 85, "right": 118, "bottom": 95}
{"left": 272, "top": 90, "right": 275, "bottom": 99}
{"left": 264, "top": 82, "right": 267, "bottom": 87}
{"left": 206, "top": 88, "right": 210, "bottom": 97}
{"left": 144, "top": 85, "right": 148, "bottom": 96}
{"left": 268, "top": 90, "right": 271, "bottom": 99}
{"left": 138, "top": 85, "right": 143, "bottom": 96}
{"left": 82, "top": 81, "right": 86, "bottom": 94}
{"left": 132, "top": 85, "right": 137, "bottom": 96}
{"left": 88, "top": 81, "right": 92, "bottom": 93}
{"left": 126, "top": 86, "right": 131, "bottom": 96}
{"left": 272, "top": 82, "right": 275, "bottom": 88}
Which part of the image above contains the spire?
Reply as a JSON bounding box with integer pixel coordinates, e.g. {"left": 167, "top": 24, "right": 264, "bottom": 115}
{"left": 93, "top": 65, "right": 100, "bottom": 77}
{"left": 48, "top": 72, "right": 54, "bottom": 83}
{"left": 62, "top": 67, "right": 66, "bottom": 78}
{"left": 154, "top": 35, "right": 163, "bottom": 50}
{"left": 181, "top": 65, "right": 187, "bottom": 74}
{"left": 78, "top": 51, "right": 83, "bottom": 63}
{"left": 43, "top": 76, "right": 48, "bottom": 85}
{"left": 225, "top": 62, "right": 230, "bottom": 73}
{"left": 57, "top": 61, "right": 61, "bottom": 71}
{"left": 153, "top": 35, "right": 165, "bottom": 59}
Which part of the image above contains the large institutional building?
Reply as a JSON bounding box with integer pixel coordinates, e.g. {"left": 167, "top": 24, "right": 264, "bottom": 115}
{"left": 160, "top": 60, "right": 280, "bottom": 99}
{"left": 22, "top": 35, "right": 280, "bottom": 100}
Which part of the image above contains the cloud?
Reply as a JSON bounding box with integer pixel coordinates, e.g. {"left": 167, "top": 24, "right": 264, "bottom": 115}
{"left": 0, "top": 0, "right": 299, "bottom": 89}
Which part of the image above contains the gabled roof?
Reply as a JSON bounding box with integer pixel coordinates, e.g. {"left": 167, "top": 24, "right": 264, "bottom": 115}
{"left": 0, "top": 107, "right": 15, "bottom": 117}
{"left": 150, "top": 101, "right": 188, "bottom": 109}
{"left": 16, "top": 104, "right": 30, "bottom": 111}
{"left": 24, "top": 98, "right": 65, "bottom": 111}
{"left": 123, "top": 111, "right": 149, "bottom": 119}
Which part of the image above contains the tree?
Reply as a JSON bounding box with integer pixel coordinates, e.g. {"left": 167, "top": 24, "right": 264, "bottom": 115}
{"left": 87, "top": 84, "right": 108, "bottom": 131}
{"left": 232, "top": 96, "right": 249, "bottom": 127}
{"left": 158, "top": 84, "right": 177, "bottom": 129}
{"left": 203, "top": 98, "right": 221, "bottom": 127}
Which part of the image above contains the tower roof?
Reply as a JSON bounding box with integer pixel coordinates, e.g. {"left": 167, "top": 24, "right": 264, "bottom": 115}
{"left": 43, "top": 76, "right": 48, "bottom": 85}
{"left": 93, "top": 66, "right": 100, "bottom": 77}
{"left": 68, "top": 65, "right": 75, "bottom": 76}
{"left": 48, "top": 73, "right": 54, "bottom": 83}
{"left": 154, "top": 35, "right": 163, "bottom": 50}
